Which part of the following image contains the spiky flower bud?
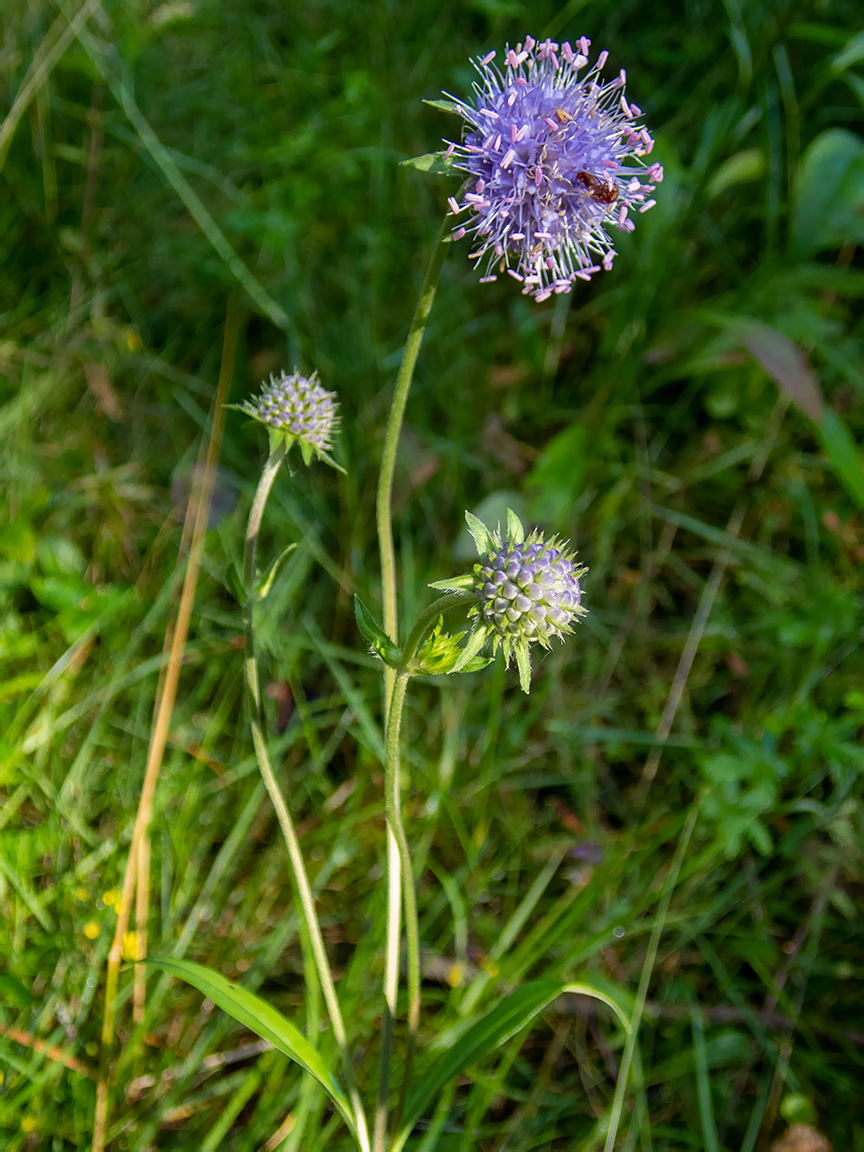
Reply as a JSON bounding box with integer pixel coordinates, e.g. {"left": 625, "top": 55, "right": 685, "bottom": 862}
{"left": 237, "top": 369, "right": 340, "bottom": 467}
{"left": 431, "top": 508, "right": 587, "bottom": 692}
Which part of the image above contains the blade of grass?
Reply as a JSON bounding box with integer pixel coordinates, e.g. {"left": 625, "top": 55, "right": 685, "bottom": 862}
{"left": 604, "top": 807, "right": 698, "bottom": 1152}
{"left": 0, "top": 0, "right": 103, "bottom": 171}
{"left": 92, "top": 297, "right": 239, "bottom": 1152}
{"left": 690, "top": 1001, "right": 720, "bottom": 1152}
{"left": 637, "top": 396, "right": 789, "bottom": 802}
{"left": 59, "top": 7, "right": 291, "bottom": 333}
{"left": 458, "top": 848, "right": 567, "bottom": 1018}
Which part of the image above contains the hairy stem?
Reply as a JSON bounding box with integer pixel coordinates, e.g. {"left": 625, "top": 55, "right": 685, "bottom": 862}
{"left": 376, "top": 219, "right": 449, "bottom": 662}
{"left": 244, "top": 444, "right": 369, "bottom": 1152}
{"left": 375, "top": 592, "right": 477, "bottom": 1149}
{"left": 373, "top": 220, "right": 448, "bottom": 1152}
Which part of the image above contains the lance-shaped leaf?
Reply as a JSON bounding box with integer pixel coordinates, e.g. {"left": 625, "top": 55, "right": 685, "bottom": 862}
{"left": 354, "top": 595, "right": 402, "bottom": 666}
{"left": 400, "top": 151, "right": 458, "bottom": 176}
{"left": 422, "top": 98, "right": 463, "bottom": 116}
{"left": 394, "top": 979, "right": 630, "bottom": 1150}
{"left": 819, "top": 408, "right": 864, "bottom": 510}
{"left": 143, "top": 957, "right": 357, "bottom": 1138}
{"left": 255, "top": 542, "right": 297, "bottom": 601}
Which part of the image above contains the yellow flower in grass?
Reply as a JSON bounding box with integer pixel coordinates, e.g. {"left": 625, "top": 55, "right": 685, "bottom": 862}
{"left": 83, "top": 921, "right": 100, "bottom": 940}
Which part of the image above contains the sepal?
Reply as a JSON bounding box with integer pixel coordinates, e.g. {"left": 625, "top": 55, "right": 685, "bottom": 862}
{"left": 414, "top": 621, "right": 492, "bottom": 677}
{"left": 429, "top": 574, "right": 474, "bottom": 592}
{"left": 448, "top": 625, "right": 489, "bottom": 674}
{"left": 415, "top": 619, "right": 467, "bottom": 674}
{"left": 514, "top": 645, "right": 532, "bottom": 694}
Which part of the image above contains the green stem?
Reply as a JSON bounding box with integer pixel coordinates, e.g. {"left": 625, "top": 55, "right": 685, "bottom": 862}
{"left": 604, "top": 807, "right": 698, "bottom": 1151}
{"left": 373, "top": 220, "right": 448, "bottom": 1152}
{"left": 375, "top": 592, "right": 477, "bottom": 1151}
{"left": 244, "top": 443, "right": 370, "bottom": 1152}
{"left": 376, "top": 218, "right": 449, "bottom": 663}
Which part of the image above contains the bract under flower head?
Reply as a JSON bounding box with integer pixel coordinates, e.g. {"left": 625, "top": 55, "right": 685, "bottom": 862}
{"left": 444, "top": 36, "right": 663, "bottom": 301}
{"left": 238, "top": 369, "right": 340, "bottom": 467}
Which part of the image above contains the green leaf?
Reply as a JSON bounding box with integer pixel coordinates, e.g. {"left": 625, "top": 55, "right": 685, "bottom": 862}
{"left": 399, "top": 150, "right": 458, "bottom": 176}
{"left": 818, "top": 408, "right": 864, "bottom": 511}
{"left": 506, "top": 508, "right": 524, "bottom": 544}
{"left": 464, "top": 511, "right": 492, "bottom": 556}
{"left": 396, "top": 979, "right": 630, "bottom": 1149}
{"left": 428, "top": 574, "right": 474, "bottom": 592}
{"left": 353, "top": 595, "right": 402, "bottom": 666}
{"left": 416, "top": 618, "right": 467, "bottom": 674}
{"left": 143, "top": 957, "right": 357, "bottom": 1137}
{"left": 255, "top": 542, "right": 297, "bottom": 600}
{"left": 831, "top": 30, "right": 864, "bottom": 72}
{"left": 0, "top": 972, "right": 34, "bottom": 1006}
{"left": 705, "top": 148, "right": 765, "bottom": 199}
{"left": 0, "top": 519, "right": 35, "bottom": 563}
{"left": 790, "top": 129, "right": 864, "bottom": 255}
{"left": 422, "top": 98, "right": 463, "bottom": 116}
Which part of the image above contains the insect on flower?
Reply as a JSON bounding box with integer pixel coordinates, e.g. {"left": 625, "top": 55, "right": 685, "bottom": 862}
{"left": 576, "top": 170, "right": 619, "bottom": 204}
{"left": 443, "top": 36, "right": 662, "bottom": 299}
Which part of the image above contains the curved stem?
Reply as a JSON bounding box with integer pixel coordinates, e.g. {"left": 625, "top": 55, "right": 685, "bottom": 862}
{"left": 244, "top": 444, "right": 370, "bottom": 1152}
{"left": 398, "top": 592, "right": 476, "bottom": 672}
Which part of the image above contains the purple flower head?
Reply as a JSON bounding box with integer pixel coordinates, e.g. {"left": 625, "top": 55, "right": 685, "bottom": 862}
{"left": 431, "top": 508, "right": 587, "bottom": 693}
{"left": 444, "top": 36, "right": 662, "bottom": 300}
{"left": 238, "top": 369, "right": 340, "bottom": 467}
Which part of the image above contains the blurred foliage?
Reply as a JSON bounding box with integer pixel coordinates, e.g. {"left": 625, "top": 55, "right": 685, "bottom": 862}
{"left": 1, "top": 0, "right": 863, "bottom": 1149}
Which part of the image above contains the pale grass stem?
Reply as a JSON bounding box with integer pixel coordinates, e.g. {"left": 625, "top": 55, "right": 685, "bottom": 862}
{"left": 91, "top": 299, "right": 239, "bottom": 1152}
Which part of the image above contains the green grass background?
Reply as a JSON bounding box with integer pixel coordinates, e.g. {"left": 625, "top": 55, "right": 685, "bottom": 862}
{"left": 1, "top": 0, "right": 863, "bottom": 1148}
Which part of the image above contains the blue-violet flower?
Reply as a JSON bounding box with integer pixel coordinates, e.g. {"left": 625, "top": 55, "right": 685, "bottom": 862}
{"left": 431, "top": 509, "right": 587, "bottom": 692}
{"left": 444, "top": 35, "right": 662, "bottom": 300}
